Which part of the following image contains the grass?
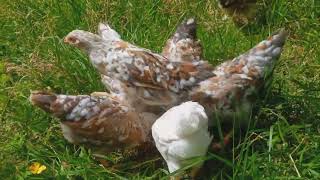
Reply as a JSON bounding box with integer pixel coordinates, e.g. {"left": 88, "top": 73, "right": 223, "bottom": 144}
{"left": 1, "top": 0, "right": 320, "bottom": 179}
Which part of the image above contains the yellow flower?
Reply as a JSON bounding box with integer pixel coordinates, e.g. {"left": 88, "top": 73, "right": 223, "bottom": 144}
{"left": 29, "top": 162, "right": 47, "bottom": 174}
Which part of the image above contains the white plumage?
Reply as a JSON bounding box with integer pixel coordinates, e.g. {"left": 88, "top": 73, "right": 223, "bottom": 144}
{"left": 151, "top": 101, "right": 212, "bottom": 174}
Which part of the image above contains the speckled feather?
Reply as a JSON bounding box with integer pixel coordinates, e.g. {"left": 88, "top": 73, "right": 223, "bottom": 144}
{"left": 30, "top": 91, "right": 157, "bottom": 152}
{"left": 31, "top": 19, "right": 288, "bottom": 159}
{"left": 64, "top": 24, "right": 214, "bottom": 113}
{"left": 162, "top": 18, "right": 202, "bottom": 62}
{"left": 30, "top": 22, "right": 210, "bottom": 153}
{"left": 64, "top": 25, "right": 214, "bottom": 93}
{"left": 191, "top": 30, "right": 288, "bottom": 125}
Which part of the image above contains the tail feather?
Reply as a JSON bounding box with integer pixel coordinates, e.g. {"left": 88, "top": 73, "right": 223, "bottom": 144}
{"left": 246, "top": 29, "right": 288, "bottom": 70}
{"left": 30, "top": 91, "right": 153, "bottom": 150}
{"left": 213, "top": 29, "right": 288, "bottom": 79}
{"left": 30, "top": 91, "right": 111, "bottom": 121}
{"left": 172, "top": 18, "right": 197, "bottom": 43}
{"left": 162, "top": 18, "right": 202, "bottom": 62}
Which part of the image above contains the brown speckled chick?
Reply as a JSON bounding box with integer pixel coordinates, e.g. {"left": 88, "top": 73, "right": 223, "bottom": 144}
{"left": 64, "top": 23, "right": 214, "bottom": 114}
{"left": 191, "top": 29, "right": 288, "bottom": 126}
{"left": 30, "top": 91, "right": 157, "bottom": 153}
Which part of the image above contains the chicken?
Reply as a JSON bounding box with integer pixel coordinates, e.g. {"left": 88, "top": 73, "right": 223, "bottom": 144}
{"left": 64, "top": 24, "right": 214, "bottom": 114}
{"left": 99, "top": 20, "right": 202, "bottom": 98}
{"left": 152, "top": 101, "right": 212, "bottom": 179}
{"left": 190, "top": 29, "right": 288, "bottom": 126}
{"left": 31, "top": 18, "right": 287, "bottom": 161}
{"left": 218, "top": 0, "right": 260, "bottom": 26}
{"left": 30, "top": 20, "right": 213, "bottom": 155}
{"left": 30, "top": 91, "right": 157, "bottom": 153}
{"left": 162, "top": 18, "right": 202, "bottom": 62}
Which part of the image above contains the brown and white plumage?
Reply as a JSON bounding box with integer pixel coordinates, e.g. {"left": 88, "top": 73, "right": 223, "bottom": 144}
{"left": 64, "top": 25, "right": 214, "bottom": 113}
{"left": 162, "top": 18, "right": 202, "bottom": 62}
{"left": 191, "top": 30, "right": 288, "bottom": 125}
{"left": 30, "top": 91, "right": 157, "bottom": 152}
{"left": 64, "top": 28, "right": 213, "bottom": 92}
{"left": 30, "top": 18, "right": 288, "bottom": 164}
{"left": 29, "top": 21, "right": 214, "bottom": 154}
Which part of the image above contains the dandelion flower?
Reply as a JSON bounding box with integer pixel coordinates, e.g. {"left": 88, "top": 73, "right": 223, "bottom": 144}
{"left": 29, "top": 162, "right": 47, "bottom": 174}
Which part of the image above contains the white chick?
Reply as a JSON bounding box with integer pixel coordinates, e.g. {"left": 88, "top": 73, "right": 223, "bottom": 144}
{"left": 152, "top": 101, "right": 212, "bottom": 179}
